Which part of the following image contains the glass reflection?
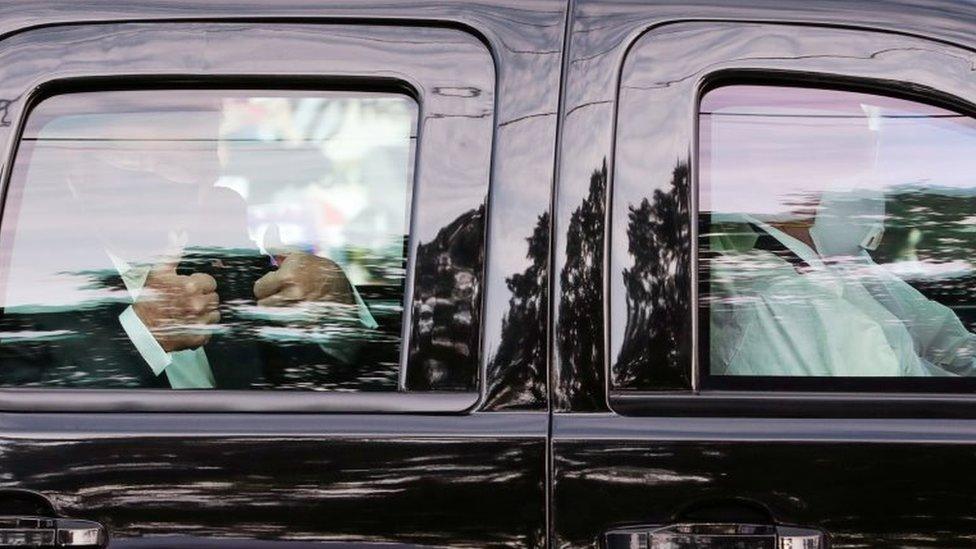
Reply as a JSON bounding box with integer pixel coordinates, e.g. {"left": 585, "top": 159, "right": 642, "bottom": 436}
{"left": 556, "top": 161, "right": 607, "bottom": 408}
{"left": 700, "top": 85, "right": 976, "bottom": 377}
{"left": 485, "top": 212, "right": 549, "bottom": 407}
{"left": 406, "top": 205, "right": 484, "bottom": 391}
{"left": 0, "top": 89, "right": 416, "bottom": 390}
{"left": 614, "top": 162, "right": 691, "bottom": 390}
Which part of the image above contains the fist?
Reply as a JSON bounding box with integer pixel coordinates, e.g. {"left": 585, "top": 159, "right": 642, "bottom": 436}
{"left": 132, "top": 261, "right": 220, "bottom": 353}
{"left": 253, "top": 252, "right": 355, "bottom": 307}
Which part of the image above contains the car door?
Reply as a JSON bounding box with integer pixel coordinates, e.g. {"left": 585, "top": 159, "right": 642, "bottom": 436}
{"left": 552, "top": 1, "right": 976, "bottom": 547}
{"left": 0, "top": 2, "right": 564, "bottom": 547}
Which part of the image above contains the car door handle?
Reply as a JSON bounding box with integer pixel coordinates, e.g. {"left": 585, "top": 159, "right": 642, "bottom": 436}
{"left": 0, "top": 516, "right": 106, "bottom": 547}
{"left": 605, "top": 522, "right": 825, "bottom": 548}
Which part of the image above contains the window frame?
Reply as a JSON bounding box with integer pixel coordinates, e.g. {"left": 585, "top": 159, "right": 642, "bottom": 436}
{"left": 607, "top": 21, "right": 976, "bottom": 415}
{"left": 0, "top": 22, "right": 495, "bottom": 413}
{"left": 697, "top": 76, "right": 976, "bottom": 394}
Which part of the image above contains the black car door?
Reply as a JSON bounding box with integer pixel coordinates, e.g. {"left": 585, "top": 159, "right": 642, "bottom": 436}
{"left": 552, "top": 1, "right": 976, "bottom": 547}
{"left": 0, "top": 1, "right": 564, "bottom": 547}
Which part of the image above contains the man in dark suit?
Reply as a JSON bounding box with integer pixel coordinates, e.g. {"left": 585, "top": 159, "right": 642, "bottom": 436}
{"left": 0, "top": 94, "right": 373, "bottom": 389}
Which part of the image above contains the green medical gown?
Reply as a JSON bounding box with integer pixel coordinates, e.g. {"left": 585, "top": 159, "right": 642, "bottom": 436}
{"left": 708, "top": 215, "right": 976, "bottom": 377}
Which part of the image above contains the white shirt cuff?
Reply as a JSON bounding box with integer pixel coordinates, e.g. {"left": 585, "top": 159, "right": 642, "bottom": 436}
{"left": 118, "top": 305, "right": 172, "bottom": 376}
{"left": 119, "top": 266, "right": 374, "bottom": 376}
{"left": 311, "top": 271, "right": 375, "bottom": 364}
{"left": 349, "top": 284, "right": 378, "bottom": 329}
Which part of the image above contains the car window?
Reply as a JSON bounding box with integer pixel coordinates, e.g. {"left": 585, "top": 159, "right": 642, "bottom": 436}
{"left": 0, "top": 89, "right": 418, "bottom": 391}
{"left": 700, "top": 84, "right": 976, "bottom": 380}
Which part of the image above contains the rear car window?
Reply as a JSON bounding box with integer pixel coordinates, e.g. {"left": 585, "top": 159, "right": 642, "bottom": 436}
{"left": 699, "top": 84, "right": 976, "bottom": 383}
{"left": 0, "top": 89, "right": 417, "bottom": 391}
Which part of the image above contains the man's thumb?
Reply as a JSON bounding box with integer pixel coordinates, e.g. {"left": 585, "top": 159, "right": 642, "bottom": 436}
{"left": 150, "top": 257, "right": 181, "bottom": 278}
{"left": 151, "top": 233, "right": 186, "bottom": 276}
{"left": 262, "top": 224, "right": 291, "bottom": 266}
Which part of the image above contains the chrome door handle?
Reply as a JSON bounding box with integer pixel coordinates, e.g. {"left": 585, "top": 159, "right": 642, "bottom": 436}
{"left": 0, "top": 516, "right": 106, "bottom": 547}
{"left": 605, "top": 522, "right": 825, "bottom": 548}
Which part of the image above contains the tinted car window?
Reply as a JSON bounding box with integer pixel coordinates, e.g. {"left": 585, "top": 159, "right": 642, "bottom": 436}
{"left": 0, "top": 89, "right": 418, "bottom": 390}
{"left": 700, "top": 85, "right": 976, "bottom": 379}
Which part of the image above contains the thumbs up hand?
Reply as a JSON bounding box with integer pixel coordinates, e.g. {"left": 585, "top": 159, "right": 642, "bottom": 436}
{"left": 254, "top": 224, "right": 355, "bottom": 309}
{"left": 253, "top": 252, "right": 355, "bottom": 308}
{"left": 132, "top": 256, "right": 220, "bottom": 353}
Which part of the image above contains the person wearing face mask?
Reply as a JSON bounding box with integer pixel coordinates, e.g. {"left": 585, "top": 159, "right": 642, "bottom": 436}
{"left": 708, "top": 186, "right": 976, "bottom": 377}
{"left": 0, "top": 96, "right": 376, "bottom": 389}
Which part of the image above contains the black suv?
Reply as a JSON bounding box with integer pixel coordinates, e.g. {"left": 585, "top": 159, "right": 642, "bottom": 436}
{"left": 0, "top": 1, "right": 974, "bottom": 548}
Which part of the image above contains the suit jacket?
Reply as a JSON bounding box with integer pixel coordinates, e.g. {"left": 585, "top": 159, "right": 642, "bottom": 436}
{"left": 0, "top": 188, "right": 376, "bottom": 389}
{"left": 0, "top": 247, "right": 271, "bottom": 388}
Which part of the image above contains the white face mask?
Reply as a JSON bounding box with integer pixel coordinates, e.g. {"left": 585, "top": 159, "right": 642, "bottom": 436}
{"left": 809, "top": 188, "right": 886, "bottom": 260}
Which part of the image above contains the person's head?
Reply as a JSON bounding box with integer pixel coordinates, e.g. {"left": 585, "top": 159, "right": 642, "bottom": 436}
{"left": 703, "top": 86, "right": 884, "bottom": 235}
{"left": 760, "top": 99, "right": 885, "bottom": 258}
{"left": 809, "top": 187, "right": 886, "bottom": 259}
{"left": 40, "top": 92, "right": 224, "bottom": 260}
{"left": 62, "top": 94, "right": 223, "bottom": 192}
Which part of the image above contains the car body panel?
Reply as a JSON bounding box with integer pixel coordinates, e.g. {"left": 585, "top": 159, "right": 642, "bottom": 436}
{"left": 4, "top": 0, "right": 976, "bottom": 547}
{"left": 0, "top": 1, "right": 564, "bottom": 547}
{"left": 552, "top": 1, "right": 976, "bottom": 547}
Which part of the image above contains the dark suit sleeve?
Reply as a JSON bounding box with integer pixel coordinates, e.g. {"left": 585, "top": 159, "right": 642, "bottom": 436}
{"left": 0, "top": 303, "right": 171, "bottom": 388}
{"left": 181, "top": 247, "right": 383, "bottom": 389}
{"left": 0, "top": 308, "right": 49, "bottom": 385}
